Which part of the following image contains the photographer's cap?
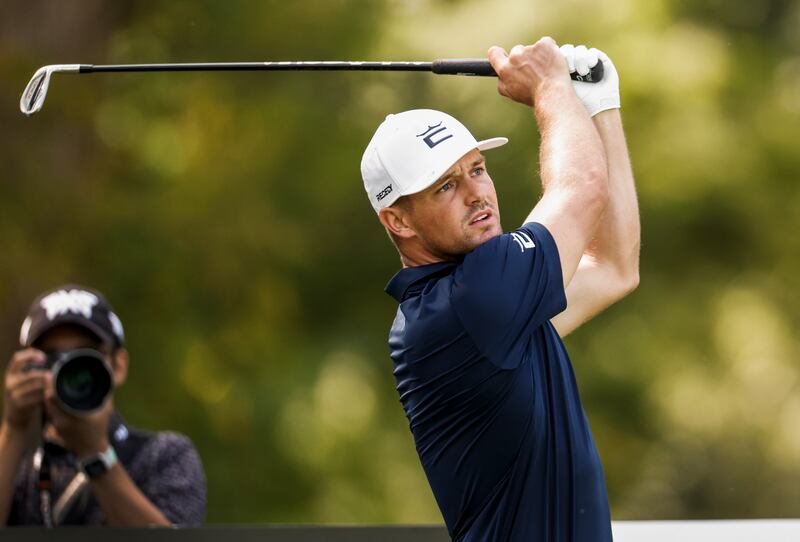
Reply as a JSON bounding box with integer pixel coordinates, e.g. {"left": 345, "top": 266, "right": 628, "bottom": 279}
{"left": 19, "top": 285, "right": 125, "bottom": 348}
{"left": 361, "top": 109, "right": 507, "bottom": 212}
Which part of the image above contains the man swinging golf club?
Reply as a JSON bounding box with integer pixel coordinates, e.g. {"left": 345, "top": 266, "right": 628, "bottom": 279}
{"left": 362, "top": 38, "right": 640, "bottom": 541}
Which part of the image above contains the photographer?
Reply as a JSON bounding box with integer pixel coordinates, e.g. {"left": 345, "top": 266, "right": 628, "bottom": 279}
{"left": 0, "top": 285, "right": 206, "bottom": 526}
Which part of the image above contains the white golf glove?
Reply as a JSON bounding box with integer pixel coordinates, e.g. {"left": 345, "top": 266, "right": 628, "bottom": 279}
{"left": 560, "top": 44, "right": 620, "bottom": 116}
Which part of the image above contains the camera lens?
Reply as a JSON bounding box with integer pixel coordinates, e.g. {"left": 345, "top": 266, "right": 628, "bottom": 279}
{"left": 51, "top": 349, "right": 113, "bottom": 415}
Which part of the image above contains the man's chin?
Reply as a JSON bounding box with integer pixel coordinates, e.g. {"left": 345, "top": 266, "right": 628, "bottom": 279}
{"left": 466, "top": 225, "right": 502, "bottom": 250}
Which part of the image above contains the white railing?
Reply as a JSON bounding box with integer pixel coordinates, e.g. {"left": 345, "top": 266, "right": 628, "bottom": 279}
{"left": 613, "top": 520, "right": 800, "bottom": 542}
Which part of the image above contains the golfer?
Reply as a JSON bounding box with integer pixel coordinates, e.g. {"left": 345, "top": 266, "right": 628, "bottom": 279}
{"left": 361, "top": 38, "right": 639, "bottom": 541}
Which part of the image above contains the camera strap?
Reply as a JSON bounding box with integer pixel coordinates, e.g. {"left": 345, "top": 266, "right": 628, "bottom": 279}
{"left": 33, "top": 447, "right": 52, "bottom": 528}
{"left": 33, "top": 446, "right": 89, "bottom": 526}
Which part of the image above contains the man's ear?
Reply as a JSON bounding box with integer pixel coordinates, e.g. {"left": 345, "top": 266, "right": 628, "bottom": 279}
{"left": 378, "top": 205, "right": 416, "bottom": 239}
{"left": 110, "top": 348, "right": 129, "bottom": 387}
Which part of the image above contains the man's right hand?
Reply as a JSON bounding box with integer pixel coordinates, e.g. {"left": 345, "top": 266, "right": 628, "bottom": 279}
{"left": 2, "top": 349, "right": 47, "bottom": 433}
{"left": 488, "top": 37, "right": 572, "bottom": 106}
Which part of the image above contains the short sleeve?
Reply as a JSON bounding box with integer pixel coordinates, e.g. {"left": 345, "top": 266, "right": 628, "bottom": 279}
{"left": 451, "top": 222, "right": 566, "bottom": 369}
{"left": 136, "top": 433, "right": 207, "bottom": 526}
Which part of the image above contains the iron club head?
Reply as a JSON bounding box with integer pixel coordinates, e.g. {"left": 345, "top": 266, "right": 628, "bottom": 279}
{"left": 20, "top": 64, "right": 81, "bottom": 116}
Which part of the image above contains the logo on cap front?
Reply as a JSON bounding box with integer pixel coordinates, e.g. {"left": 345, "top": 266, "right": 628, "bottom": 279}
{"left": 40, "top": 289, "right": 98, "bottom": 320}
{"left": 416, "top": 122, "right": 453, "bottom": 149}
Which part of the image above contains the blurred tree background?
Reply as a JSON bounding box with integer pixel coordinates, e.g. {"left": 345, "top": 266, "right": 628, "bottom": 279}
{"left": 1, "top": 0, "right": 799, "bottom": 523}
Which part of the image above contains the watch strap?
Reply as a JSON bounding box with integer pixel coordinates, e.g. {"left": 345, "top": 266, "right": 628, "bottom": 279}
{"left": 78, "top": 445, "right": 118, "bottom": 478}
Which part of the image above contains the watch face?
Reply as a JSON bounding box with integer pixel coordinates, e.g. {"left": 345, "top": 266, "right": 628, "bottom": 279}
{"left": 82, "top": 458, "right": 108, "bottom": 478}
{"left": 79, "top": 446, "right": 117, "bottom": 478}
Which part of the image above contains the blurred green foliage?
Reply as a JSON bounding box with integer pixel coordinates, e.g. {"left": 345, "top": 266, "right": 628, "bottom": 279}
{"left": 1, "top": 0, "right": 799, "bottom": 523}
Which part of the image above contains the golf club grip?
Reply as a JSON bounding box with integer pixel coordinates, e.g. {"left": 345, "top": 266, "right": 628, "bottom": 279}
{"left": 432, "top": 58, "right": 604, "bottom": 82}
{"left": 432, "top": 59, "right": 497, "bottom": 76}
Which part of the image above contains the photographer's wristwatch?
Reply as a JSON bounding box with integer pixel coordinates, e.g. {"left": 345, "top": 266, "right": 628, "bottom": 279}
{"left": 78, "top": 445, "right": 118, "bottom": 479}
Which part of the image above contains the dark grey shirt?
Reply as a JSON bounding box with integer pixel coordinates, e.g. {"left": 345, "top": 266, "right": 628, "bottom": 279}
{"left": 8, "top": 413, "right": 206, "bottom": 526}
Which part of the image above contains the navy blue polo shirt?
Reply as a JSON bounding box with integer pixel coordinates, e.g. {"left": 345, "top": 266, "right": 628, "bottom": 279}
{"left": 386, "top": 222, "right": 611, "bottom": 542}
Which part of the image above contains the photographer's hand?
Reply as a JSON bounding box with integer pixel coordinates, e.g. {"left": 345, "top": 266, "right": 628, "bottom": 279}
{"left": 42, "top": 373, "right": 111, "bottom": 458}
{"left": 42, "top": 376, "right": 170, "bottom": 526}
{"left": 3, "top": 349, "right": 47, "bottom": 431}
{"left": 0, "top": 349, "right": 48, "bottom": 524}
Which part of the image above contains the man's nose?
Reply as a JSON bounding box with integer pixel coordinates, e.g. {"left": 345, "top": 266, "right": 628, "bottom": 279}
{"left": 462, "top": 174, "right": 488, "bottom": 205}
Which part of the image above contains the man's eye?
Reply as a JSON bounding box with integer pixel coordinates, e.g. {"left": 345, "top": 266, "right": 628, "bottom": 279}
{"left": 437, "top": 182, "right": 453, "bottom": 193}
{"left": 472, "top": 167, "right": 485, "bottom": 176}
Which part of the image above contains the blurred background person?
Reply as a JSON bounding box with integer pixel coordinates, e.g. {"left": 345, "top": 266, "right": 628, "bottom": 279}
{"left": 0, "top": 285, "right": 206, "bottom": 526}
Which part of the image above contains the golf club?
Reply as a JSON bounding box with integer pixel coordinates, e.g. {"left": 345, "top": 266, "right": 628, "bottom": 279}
{"left": 20, "top": 59, "right": 604, "bottom": 116}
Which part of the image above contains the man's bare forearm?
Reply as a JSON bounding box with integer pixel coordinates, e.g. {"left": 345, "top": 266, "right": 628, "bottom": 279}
{"left": 0, "top": 423, "right": 28, "bottom": 524}
{"left": 525, "top": 78, "right": 609, "bottom": 288}
{"left": 531, "top": 78, "right": 607, "bottom": 204}
{"left": 548, "top": 109, "right": 639, "bottom": 337}
{"left": 542, "top": 47, "right": 638, "bottom": 336}
{"left": 586, "top": 109, "right": 640, "bottom": 282}
{"left": 90, "top": 462, "right": 171, "bottom": 526}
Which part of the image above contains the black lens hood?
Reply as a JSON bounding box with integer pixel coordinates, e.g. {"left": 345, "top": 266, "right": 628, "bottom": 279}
{"left": 50, "top": 348, "right": 113, "bottom": 416}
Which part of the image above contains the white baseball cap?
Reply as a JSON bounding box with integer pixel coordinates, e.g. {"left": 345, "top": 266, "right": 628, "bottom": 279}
{"left": 361, "top": 109, "right": 508, "bottom": 212}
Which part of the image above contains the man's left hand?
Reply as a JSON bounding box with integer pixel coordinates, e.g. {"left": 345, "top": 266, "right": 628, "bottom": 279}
{"left": 560, "top": 44, "right": 621, "bottom": 116}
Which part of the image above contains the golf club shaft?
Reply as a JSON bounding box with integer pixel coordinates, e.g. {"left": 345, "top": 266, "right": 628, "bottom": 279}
{"left": 74, "top": 59, "right": 604, "bottom": 81}
{"left": 21, "top": 58, "right": 605, "bottom": 116}
{"left": 80, "top": 61, "right": 433, "bottom": 73}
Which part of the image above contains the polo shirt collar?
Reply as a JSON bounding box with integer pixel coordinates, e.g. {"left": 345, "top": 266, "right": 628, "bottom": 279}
{"left": 385, "top": 261, "right": 459, "bottom": 302}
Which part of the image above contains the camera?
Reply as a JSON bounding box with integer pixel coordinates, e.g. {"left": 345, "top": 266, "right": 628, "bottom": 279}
{"left": 46, "top": 349, "right": 113, "bottom": 415}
